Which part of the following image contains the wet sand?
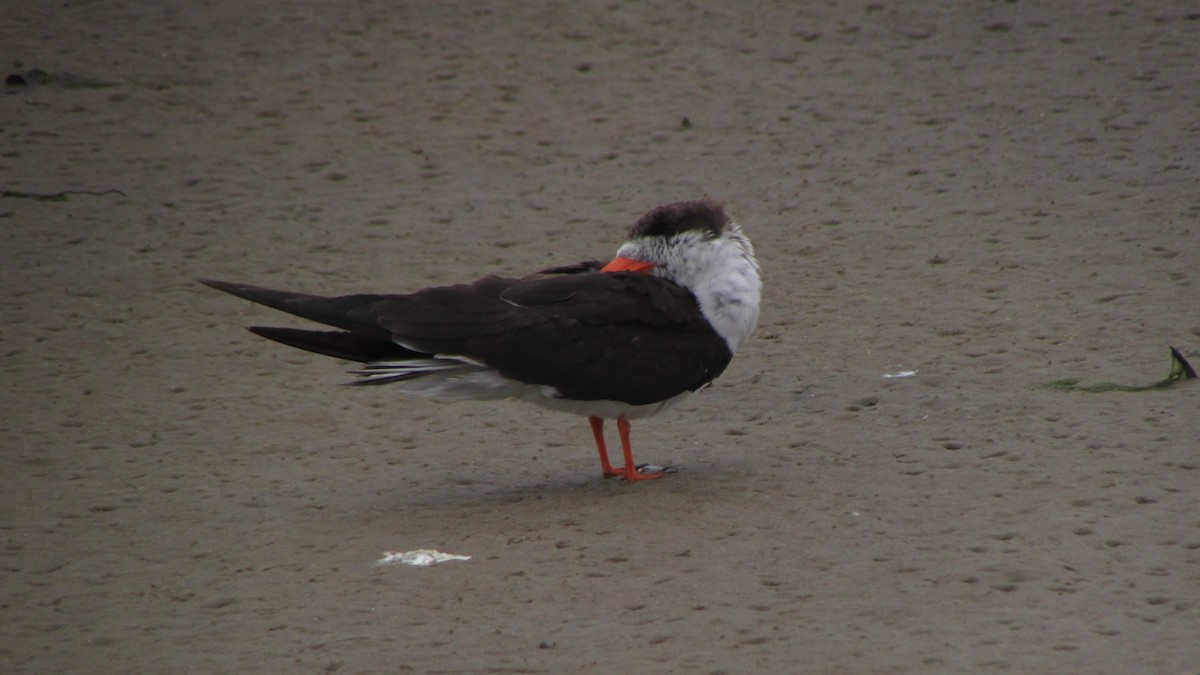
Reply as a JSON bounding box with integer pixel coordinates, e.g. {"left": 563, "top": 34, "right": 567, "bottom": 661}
{"left": 4, "top": 2, "right": 1199, "bottom": 672}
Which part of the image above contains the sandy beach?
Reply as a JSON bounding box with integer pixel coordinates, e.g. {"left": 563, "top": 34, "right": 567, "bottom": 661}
{"left": 4, "top": 1, "right": 1199, "bottom": 672}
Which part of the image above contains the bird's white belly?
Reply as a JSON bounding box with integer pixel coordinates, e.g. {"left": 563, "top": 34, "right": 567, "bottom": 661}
{"left": 370, "top": 360, "right": 693, "bottom": 420}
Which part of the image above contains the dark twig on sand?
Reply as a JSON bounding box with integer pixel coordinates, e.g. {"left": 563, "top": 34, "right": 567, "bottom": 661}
{"left": 1, "top": 189, "right": 126, "bottom": 202}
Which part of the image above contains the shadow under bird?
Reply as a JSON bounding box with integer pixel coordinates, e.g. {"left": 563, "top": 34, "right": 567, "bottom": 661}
{"left": 201, "top": 199, "right": 761, "bottom": 481}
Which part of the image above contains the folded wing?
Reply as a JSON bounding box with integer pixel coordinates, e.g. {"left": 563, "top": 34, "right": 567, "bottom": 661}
{"left": 200, "top": 268, "right": 731, "bottom": 406}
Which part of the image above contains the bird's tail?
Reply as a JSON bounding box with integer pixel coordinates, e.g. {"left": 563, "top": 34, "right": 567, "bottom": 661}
{"left": 247, "top": 326, "right": 409, "bottom": 363}
{"left": 199, "top": 279, "right": 425, "bottom": 364}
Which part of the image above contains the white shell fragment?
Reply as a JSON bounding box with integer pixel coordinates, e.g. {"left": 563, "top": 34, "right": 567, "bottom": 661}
{"left": 377, "top": 549, "right": 471, "bottom": 567}
{"left": 882, "top": 370, "right": 918, "bottom": 379}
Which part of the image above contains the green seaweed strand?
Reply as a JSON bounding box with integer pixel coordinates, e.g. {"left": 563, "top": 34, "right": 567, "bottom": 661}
{"left": 1045, "top": 347, "right": 1196, "bottom": 393}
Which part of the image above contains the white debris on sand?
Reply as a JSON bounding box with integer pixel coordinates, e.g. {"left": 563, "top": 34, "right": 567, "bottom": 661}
{"left": 376, "top": 549, "right": 471, "bottom": 567}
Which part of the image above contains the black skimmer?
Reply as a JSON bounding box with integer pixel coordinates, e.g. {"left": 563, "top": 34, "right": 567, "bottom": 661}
{"left": 200, "top": 199, "right": 761, "bottom": 481}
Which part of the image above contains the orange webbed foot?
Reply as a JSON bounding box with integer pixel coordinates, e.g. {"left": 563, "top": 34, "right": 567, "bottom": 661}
{"left": 590, "top": 416, "right": 678, "bottom": 482}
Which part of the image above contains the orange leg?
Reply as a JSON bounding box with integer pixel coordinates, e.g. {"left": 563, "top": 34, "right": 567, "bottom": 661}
{"left": 588, "top": 416, "right": 623, "bottom": 478}
{"left": 615, "top": 415, "right": 669, "bottom": 481}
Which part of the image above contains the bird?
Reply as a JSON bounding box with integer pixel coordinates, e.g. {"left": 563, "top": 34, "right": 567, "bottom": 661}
{"left": 200, "top": 199, "right": 761, "bottom": 482}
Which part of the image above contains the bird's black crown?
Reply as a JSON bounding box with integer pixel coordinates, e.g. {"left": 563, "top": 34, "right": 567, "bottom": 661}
{"left": 629, "top": 199, "right": 729, "bottom": 241}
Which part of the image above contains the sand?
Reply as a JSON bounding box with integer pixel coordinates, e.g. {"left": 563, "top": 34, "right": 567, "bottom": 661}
{"left": 4, "top": 1, "right": 1199, "bottom": 672}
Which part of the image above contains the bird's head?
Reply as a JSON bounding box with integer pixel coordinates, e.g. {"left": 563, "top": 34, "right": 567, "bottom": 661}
{"left": 603, "top": 199, "right": 757, "bottom": 288}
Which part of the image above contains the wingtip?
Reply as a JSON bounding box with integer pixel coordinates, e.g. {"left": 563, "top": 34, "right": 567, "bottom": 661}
{"left": 197, "top": 278, "right": 236, "bottom": 292}
{"left": 197, "top": 279, "right": 281, "bottom": 303}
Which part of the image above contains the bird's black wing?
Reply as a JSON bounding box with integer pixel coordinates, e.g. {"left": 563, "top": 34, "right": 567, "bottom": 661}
{"left": 372, "top": 271, "right": 732, "bottom": 405}
{"left": 201, "top": 270, "right": 732, "bottom": 405}
{"left": 199, "top": 279, "right": 421, "bottom": 363}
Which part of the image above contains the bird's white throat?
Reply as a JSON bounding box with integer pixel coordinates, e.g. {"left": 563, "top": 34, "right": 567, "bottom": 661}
{"left": 617, "top": 223, "right": 761, "bottom": 353}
